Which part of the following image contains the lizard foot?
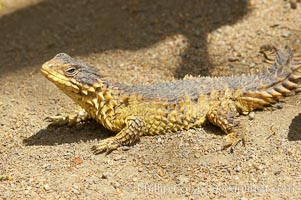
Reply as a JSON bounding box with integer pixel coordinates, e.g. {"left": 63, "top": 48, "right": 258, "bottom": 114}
{"left": 91, "top": 138, "right": 121, "bottom": 155}
{"left": 222, "top": 130, "right": 247, "bottom": 150}
{"left": 45, "top": 109, "right": 89, "bottom": 126}
{"left": 91, "top": 115, "right": 143, "bottom": 154}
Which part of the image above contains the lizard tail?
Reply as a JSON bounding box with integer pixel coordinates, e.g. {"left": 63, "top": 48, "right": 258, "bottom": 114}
{"left": 237, "top": 46, "right": 301, "bottom": 112}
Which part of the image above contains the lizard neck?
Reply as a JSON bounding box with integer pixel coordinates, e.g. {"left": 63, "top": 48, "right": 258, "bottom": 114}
{"left": 75, "top": 79, "right": 123, "bottom": 131}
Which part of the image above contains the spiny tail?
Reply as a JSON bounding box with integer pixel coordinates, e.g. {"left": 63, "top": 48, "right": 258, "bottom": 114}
{"left": 237, "top": 46, "right": 301, "bottom": 112}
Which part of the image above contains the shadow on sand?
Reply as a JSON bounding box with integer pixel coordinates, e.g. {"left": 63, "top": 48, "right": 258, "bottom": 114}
{"left": 0, "top": 0, "right": 249, "bottom": 78}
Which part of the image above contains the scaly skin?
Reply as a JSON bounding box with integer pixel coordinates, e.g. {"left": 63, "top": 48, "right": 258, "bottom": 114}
{"left": 41, "top": 46, "right": 301, "bottom": 154}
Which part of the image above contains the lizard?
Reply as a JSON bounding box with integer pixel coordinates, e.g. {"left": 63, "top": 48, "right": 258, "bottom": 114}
{"left": 40, "top": 46, "right": 301, "bottom": 154}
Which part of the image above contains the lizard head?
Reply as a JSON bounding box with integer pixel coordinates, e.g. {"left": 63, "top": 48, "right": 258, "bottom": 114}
{"left": 41, "top": 53, "right": 106, "bottom": 103}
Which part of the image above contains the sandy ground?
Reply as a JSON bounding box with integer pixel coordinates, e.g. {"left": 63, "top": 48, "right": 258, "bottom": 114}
{"left": 0, "top": 0, "right": 301, "bottom": 199}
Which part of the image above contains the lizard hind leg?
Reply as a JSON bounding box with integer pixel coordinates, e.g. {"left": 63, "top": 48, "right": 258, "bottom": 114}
{"left": 92, "top": 116, "right": 144, "bottom": 154}
{"left": 206, "top": 100, "right": 248, "bottom": 150}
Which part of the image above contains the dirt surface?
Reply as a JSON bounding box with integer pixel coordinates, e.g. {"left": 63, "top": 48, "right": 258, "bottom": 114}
{"left": 0, "top": 0, "right": 301, "bottom": 199}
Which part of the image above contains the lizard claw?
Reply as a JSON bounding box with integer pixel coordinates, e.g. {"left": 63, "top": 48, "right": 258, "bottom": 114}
{"left": 45, "top": 115, "right": 70, "bottom": 126}
{"left": 91, "top": 139, "right": 121, "bottom": 155}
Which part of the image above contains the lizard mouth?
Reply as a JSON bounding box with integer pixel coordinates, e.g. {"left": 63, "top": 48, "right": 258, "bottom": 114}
{"left": 41, "top": 63, "right": 80, "bottom": 93}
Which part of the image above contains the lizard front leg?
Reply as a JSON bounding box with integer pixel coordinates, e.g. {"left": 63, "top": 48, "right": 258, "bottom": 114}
{"left": 92, "top": 116, "right": 144, "bottom": 154}
{"left": 207, "top": 100, "right": 247, "bottom": 149}
{"left": 45, "top": 109, "right": 90, "bottom": 126}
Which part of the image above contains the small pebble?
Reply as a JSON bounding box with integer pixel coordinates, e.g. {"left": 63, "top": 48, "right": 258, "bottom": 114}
{"left": 249, "top": 62, "right": 256, "bottom": 68}
{"left": 43, "top": 164, "right": 55, "bottom": 171}
{"left": 276, "top": 103, "right": 283, "bottom": 109}
{"left": 234, "top": 166, "right": 241, "bottom": 172}
{"left": 248, "top": 112, "right": 255, "bottom": 120}
{"left": 249, "top": 154, "right": 256, "bottom": 159}
{"left": 122, "top": 146, "right": 130, "bottom": 151}
{"left": 143, "top": 160, "right": 150, "bottom": 165}
{"left": 228, "top": 57, "right": 240, "bottom": 62}
{"left": 213, "top": 190, "right": 219, "bottom": 195}
{"left": 43, "top": 184, "right": 50, "bottom": 191}
{"left": 113, "top": 155, "right": 123, "bottom": 161}
{"left": 281, "top": 30, "right": 291, "bottom": 38}
{"left": 257, "top": 165, "right": 264, "bottom": 170}
{"left": 216, "top": 28, "right": 222, "bottom": 34}
{"left": 111, "top": 181, "right": 121, "bottom": 189}
{"left": 194, "top": 153, "right": 201, "bottom": 158}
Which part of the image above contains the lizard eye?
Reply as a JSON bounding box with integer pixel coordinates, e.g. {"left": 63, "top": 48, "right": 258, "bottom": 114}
{"left": 64, "top": 66, "right": 78, "bottom": 77}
